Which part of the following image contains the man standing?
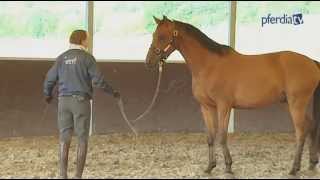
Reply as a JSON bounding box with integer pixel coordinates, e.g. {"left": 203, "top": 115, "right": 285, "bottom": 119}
{"left": 43, "top": 30, "right": 120, "bottom": 178}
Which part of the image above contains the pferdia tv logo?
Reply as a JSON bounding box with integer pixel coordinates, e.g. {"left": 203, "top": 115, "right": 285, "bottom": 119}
{"left": 261, "top": 13, "right": 304, "bottom": 27}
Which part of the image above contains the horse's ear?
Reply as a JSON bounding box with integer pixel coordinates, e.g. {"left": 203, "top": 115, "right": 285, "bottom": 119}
{"left": 163, "top": 15, "right": 173, "bottom": 24}
{"left": 153, "top": 16, "right": 161, "bottom": 24}
{"left": 163, "top": 15, "right": 170, "bottom": 22}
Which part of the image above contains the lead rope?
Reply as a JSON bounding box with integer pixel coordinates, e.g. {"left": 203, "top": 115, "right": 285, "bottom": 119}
{"left": 133, "top": 61, "right": 164, "bottom": 123}
{"left": 41, "top": 103, "right": 49, "bottom": 127}
{"left": 117, "top": 61, "right": 164, "bottom": 137}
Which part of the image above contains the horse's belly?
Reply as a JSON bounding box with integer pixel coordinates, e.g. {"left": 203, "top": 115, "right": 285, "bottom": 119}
{"left": 233, "top": 85, "right": 284, "bottom": 109}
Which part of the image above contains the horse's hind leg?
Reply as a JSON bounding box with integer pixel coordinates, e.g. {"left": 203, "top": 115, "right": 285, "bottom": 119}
{"left": 201, "top": 106, "right": 218, "bottom": 174}
{"left": 288, "top": 96, "right": 312, "bottom": 175}
{"left": 308, "top": 112, "right": 319, "bottom": 170}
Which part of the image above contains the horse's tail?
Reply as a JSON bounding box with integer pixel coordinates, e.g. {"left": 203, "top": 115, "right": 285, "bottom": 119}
{"left": 313, "top": 61, "right": 320, "bottom": 152}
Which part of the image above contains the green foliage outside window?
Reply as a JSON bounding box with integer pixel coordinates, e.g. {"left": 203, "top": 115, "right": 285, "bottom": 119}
{"left": 1, "top": 1, "right": 320, "bottom": 38}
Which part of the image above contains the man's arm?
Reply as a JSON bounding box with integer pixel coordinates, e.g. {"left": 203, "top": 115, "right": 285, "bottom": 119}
{"left": 87, "top": 55, "right": 118, "bottom": 96}
{"left": 44, "top": 61, "right": 59, "bottom": 97}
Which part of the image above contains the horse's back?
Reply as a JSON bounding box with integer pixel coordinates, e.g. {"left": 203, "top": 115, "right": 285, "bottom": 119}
{"left": 238, "top": 50, "right": 320, "bottom": 94}
{"left": 233, "top": 50, "right": 320, "bottom": 85}
{"left": 215, "top": 50, "right": 320, "bottom": 108}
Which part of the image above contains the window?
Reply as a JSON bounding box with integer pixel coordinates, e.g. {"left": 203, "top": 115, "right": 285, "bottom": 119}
{"left": 0, "top": 1, "right": 231, "bottom": 60}
{"left": 0, "top": 1, "right": 86, "bottom": 58}
{"left": 94, "top": 1, "right": 230, "bottom": 61}
{"left": 236, "top": 1, "right": 320, "bottom": 60}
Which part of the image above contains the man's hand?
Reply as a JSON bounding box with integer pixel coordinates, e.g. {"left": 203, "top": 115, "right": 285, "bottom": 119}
{"left": 45, "top": 96, "right": 53, "bottom": 104}
{"left": 113, "top": 91, "right": 121, "bottom": 100}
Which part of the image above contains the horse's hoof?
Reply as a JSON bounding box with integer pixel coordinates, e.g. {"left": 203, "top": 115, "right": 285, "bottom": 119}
{"left": 287, "top": 174, "right": 299, "bottom": 179}
{"left": 204, "top": 168, "right": 213, "bottom": 174}
{"left": 309, "top": 163, "right": 318, "bottom": 171}
{"left": 204, "top": 169, "right": 211, "bottom": 174}
{"left": 309, "top": 166, "right": 316, "bottom": 171}
{"left": 224, "top": 172, "right": 235, "bottom": 179}
{"left": 204, "top": 166, "right": 216, "bottom": 174}
{"left": 225, "top": 169, "right": 234, "bottom": 175}
{"left": 289, "top": 169, "right": 297, "bottom": 176}
{"left": 289, "top": 165, "right": 301, "bottom": 176}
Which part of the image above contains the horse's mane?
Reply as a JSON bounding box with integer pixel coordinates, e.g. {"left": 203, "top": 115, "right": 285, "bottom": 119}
{"left": 174, "top": 20, "right": 232, "bottom": 55}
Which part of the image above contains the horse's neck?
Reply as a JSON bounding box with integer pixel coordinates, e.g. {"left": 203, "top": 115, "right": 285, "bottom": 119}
{"left": 176, "top": 32, "right": 216, "bottom": 77}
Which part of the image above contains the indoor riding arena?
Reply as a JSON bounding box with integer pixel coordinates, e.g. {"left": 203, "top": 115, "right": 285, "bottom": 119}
{"left": 1, "top": 1, "right": 320, "bottom": 179}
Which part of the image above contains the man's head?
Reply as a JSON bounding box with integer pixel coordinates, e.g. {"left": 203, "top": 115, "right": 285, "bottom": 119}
{"left": 69, "top": 30, "right": 89, "bottom": 49}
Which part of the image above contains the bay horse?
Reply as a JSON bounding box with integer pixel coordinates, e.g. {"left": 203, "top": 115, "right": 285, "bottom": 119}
{"left": 145, "top": 16, "right": 320, "bottom": 176}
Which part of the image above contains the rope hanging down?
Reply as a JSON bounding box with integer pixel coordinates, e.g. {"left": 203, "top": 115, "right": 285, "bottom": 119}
{"left": 117, "top": 62, "right": 164, "bottom": 137}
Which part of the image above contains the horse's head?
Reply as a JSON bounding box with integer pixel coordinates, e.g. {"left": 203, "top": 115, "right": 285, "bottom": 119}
{"left": 145, "top": 15, "right": 179, "bottom": 69}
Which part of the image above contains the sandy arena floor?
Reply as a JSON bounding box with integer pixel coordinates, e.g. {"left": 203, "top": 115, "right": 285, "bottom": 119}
{"left": 0, "top": 133, "right": 320, "bottom": 179}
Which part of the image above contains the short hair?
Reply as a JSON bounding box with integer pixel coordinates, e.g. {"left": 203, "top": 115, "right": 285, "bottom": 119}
{"left": 69, "top": 30, "right": 87, "bottom": 45}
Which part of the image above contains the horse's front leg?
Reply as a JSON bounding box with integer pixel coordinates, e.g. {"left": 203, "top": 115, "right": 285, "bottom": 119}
{"left": 217, "top": 103, "right": 233, "bottom": 174}
{"left": 201, "top": 105, "right": 218, "bottom": 174}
